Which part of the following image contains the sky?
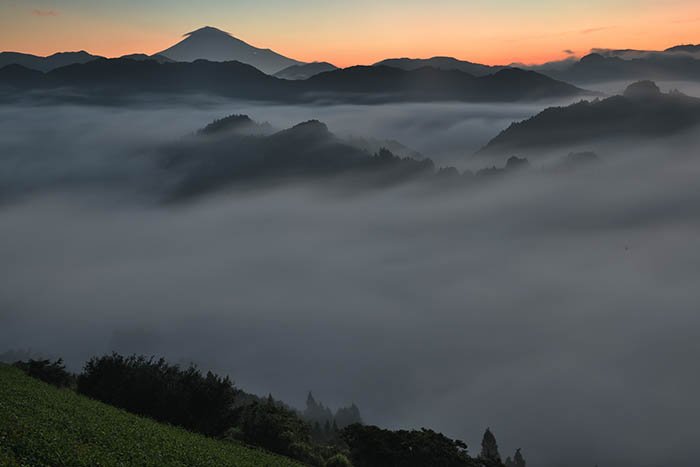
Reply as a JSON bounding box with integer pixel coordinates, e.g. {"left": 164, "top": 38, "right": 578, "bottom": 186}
{"left": 1, "top": 0, "right": 700, "bottom": 66}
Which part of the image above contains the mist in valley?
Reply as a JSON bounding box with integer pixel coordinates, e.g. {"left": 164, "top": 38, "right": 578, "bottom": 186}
{"left": 2, "top": 97, "right": 700, "bottom": 467}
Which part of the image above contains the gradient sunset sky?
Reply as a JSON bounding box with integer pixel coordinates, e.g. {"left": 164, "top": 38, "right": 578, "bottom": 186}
{"left": 2, "top": 0, "right": 699, "bottom": 66}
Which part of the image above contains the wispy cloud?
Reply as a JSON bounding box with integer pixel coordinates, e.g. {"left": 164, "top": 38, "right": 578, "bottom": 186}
{"left": 31, "top": 9, "right": 59, "bottom": 17}
{"left": 580, "top": 26, "right": 612, "bottom": 34}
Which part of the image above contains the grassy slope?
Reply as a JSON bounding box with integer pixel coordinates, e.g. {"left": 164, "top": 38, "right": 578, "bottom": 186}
{"left": 0, "top": 364, "right": 302, "bottom": 467}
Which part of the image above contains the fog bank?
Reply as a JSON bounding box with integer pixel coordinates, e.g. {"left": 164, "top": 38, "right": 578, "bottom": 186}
{"left": 1, "top": 103, "right": 700, "bottom": 467}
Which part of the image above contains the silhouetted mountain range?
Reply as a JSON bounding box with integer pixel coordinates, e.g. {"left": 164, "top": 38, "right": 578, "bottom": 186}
{"left": 274, "top": 62, "right": 338, "bottom": 80}
{"left": 0, "top": 51, "right": 100, "bottom": 72}
{"left": 476, "top": 81, "right": 700, "bottom": 158}
{"left": 0, "top": 59, "right": 586, "bottom": 104}
{"left": 2, "top": 58, "right": 289, "bottom": 101}
{"left": 156, "top": 26, "right": 302, "bottom": 74}
{"left": 530, "top": 48, "right": 700, "bottom": 84}
{"left": 374, "top": 57, "right": 504, "bottom": 77}
{"left": 304, "top": 65, "right": 584, "bottom": 102}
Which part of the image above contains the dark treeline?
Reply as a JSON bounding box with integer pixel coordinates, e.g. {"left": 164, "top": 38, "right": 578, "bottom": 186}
{"left": 10, "top": 354, "right": 526, "bottom": 467}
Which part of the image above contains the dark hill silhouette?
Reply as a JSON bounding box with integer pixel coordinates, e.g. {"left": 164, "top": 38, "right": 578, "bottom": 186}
{"left": 197, "top": 114, "right": 274, "bottom": 136}
{"left": 156, "top": 26, "right": 302, "bottom": 74}
{"left": 119, "top": 53, "right": 174, "bottom": 63}
{"left": 274, "top": 62, "right": 338, "bottom": 80}
{"left": 38, "top": 58, "right": 292, "bottom": 101}
{"left": 374, "top": 56, "right": 504, "bottom": 77}
{"left": 0, "top": 59, "right": 586, "bottom": 103}
{"left": 162, "top": 116, "right": 436, "bottom": 197}
{"left": 306, "top": 65, "right": 584, "bottom": 102}
{"left": 476, "top": 81, "right": 700, "bottom": 157}
{"left": 0, "top": 64, "right": 44, "bottom": 87}
{"left": 0, "top": 51, "right": 100, "bottom": 72}
{"left": 664, "top": 44, "right": 700, "bottom": 54}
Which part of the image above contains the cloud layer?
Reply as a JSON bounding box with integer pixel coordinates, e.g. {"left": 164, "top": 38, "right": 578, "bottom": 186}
{"left": 1, "top": 101, "right": 700, "bottom": 467}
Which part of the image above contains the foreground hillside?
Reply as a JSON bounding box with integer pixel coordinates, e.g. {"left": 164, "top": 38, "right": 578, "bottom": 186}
{"left": 0, "top": 364, "right": 301, "bottom": 467}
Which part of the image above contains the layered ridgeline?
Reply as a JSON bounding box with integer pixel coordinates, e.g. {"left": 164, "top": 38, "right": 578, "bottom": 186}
{"left": 374, "top": 56, "right": 505, "bottom": 77}
{"left": 374, "top": 44, "right": 700, "bottom": 85}
{"left": 161, "top": 114, "right": 601, "bottom": 200}
{"left": 0, "top": 58, "right": 587, "bottom": 104}
{"left": 526, "top": 45, "right": 700, "bottom": 84}
{"left": 0, "top": 50, "right": 101, "bottom": 72}
{"left": 476, "top": 81, "right": 700, "bottom": 159}
{"left": 0, "top": 27, "right": 302, "bottom": 75}
{"left": 275, "top": 62, "right": 339, "bottom": 80}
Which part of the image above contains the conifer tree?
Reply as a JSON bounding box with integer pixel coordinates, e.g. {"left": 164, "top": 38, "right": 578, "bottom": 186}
{"left": 480, "top": 428, "right": 502, "bottom": 463}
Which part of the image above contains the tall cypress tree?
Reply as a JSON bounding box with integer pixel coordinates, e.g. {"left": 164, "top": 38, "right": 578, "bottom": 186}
{"left": 480, "top": 428, "right": 502, "bottom": 463}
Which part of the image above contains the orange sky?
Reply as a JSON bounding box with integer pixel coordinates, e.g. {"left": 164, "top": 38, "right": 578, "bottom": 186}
{"left": 1, "top": 0, "right": 699, "bottom": 66}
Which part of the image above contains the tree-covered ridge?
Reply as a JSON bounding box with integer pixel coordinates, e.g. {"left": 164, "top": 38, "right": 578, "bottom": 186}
{"left": 6, "top": 354, "right": 527, "bottom": 467}
{"left": 477, "top": 81, "right": 700, "bottom": 158}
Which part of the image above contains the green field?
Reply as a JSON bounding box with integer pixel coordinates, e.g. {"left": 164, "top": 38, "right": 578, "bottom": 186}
{"left": 0, "top": 364, "right": 303, "bottom": 467}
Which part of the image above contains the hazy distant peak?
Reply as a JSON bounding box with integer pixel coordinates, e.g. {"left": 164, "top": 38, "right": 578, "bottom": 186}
{"left": 48, "top": 50, "right": 93, "bottom": 58}
{"left": 0, "top": 50, "right": 101, "bottom": 72}
{"left": 198, "top": 114, "right": 255, "bottom": 136}
{"left": 289, "top": 120, "right": 330, "bottom": 134}
{"left": 665, "top": 44, "right": 700, "bottom": 53}
{"left": 623, "top": 80, "right": 662, "bottom": 99}
{"left": 579, "top": 53, "right": 608, "bottom": 63}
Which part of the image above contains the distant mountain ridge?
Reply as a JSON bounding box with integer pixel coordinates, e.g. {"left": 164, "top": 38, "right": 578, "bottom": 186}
{"left": 0, "top": 59, "right": 587, "bottom": 104}
{"left": 664, "top": 44, "right": 700, "bottom": 54}
{"left": 374, "top": 56, "right": 504, "bottom": 77}
{"left": 274, "top": 62, "right": 338, "bottom": 80}
{"left": 156, "top": 26, "right": 303, "bottom": 74}
{"left": 527, "top": 43, "right": 700, "bottom": 83}
{"left": 306, "top": 65, "right": 585, "bottom": 102}
{"left": 0, "top": 51, "right": 101, "bottom": 72}
{"left": 119, "top": 53, "right": 174, "bottom": 64}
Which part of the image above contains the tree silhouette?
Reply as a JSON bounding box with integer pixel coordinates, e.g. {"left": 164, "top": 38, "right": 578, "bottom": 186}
{"left": 480, "top": 428, "right": 502, "bottom": 464}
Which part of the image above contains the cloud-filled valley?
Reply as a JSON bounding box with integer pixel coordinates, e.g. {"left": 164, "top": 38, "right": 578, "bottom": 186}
{"left": 2, "top": 95, "right": 700, "bottom": 466}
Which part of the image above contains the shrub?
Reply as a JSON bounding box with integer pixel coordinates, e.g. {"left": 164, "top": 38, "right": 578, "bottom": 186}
{"left": 13, "top": 358, "right": 74, "bottom": 388}
{"left": 235, "top": 399, "right": 322, "bottom": 465}
{"left": 342, "top": 424, "right": 477, "bottom": 467}
{"left": 77, "top": 353, "right": 237, "bottom": 436}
